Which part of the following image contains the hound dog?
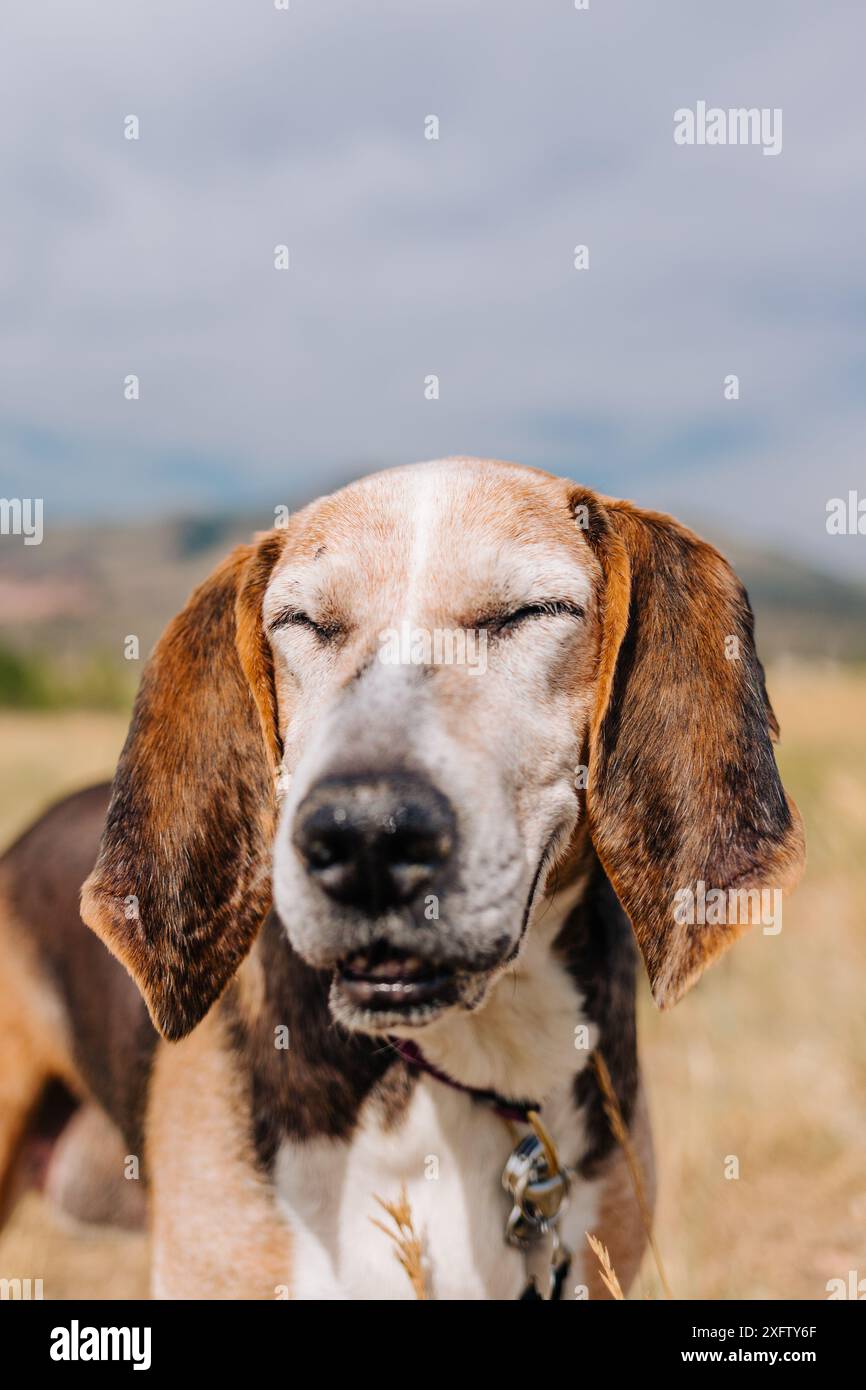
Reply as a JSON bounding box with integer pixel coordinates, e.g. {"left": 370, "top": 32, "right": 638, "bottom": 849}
{"left": 0, "top": 458, "right": 805, "bottom": 1300}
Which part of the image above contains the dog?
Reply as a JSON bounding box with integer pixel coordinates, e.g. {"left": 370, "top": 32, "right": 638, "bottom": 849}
{"left": 0, "top": 457, "right": 805, "bottom": 1299}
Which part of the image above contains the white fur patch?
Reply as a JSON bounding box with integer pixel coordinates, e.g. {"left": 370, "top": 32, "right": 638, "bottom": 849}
{"left": 406, "top": 877, "right": 596, "bottom": 1101}
{"left": 274, "top": 1075, "right": 600, "bottom": 1301}
{"left": 274, "top": 882, "right": 600, "bottom": 1300}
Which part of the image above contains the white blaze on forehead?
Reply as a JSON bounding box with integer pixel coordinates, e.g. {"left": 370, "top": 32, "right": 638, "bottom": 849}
{"left": 404, "top": 466, "right": 450, "bottom": 624}
{"left": 400, "top": 462, "right": 593, "bottom": 622}
{"left": 264, "top": 457, "right": 594, "bottom": 630}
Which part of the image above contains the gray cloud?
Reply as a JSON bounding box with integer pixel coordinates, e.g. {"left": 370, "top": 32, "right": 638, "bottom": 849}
{"left": 1, "top": 0, "right": 864, "bottom": 575}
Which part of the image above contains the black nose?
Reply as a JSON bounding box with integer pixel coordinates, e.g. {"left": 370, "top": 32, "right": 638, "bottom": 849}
{"left": 292, "top": 774, "right": 456, "bottom": 914}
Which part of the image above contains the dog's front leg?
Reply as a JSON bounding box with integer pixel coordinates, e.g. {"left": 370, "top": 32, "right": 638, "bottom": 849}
{"left": 146, "top": 1012, "right": 293, "bottom": 1301}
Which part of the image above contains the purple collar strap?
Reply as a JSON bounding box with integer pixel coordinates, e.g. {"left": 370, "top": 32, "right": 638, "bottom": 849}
{"left": 388, "top": 1037, "right": 541, "bottom": 1124}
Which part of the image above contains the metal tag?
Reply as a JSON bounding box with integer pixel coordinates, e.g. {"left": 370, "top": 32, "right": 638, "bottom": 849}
{"left": 502, "top": 1132, "right": 570, "bottom": 1250}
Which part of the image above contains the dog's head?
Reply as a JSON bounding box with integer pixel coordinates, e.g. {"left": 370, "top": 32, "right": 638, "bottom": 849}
{"left": 81, "top": 459, "right": 805, "bottom": 1041}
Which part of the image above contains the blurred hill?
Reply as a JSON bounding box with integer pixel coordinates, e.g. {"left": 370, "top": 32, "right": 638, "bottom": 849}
{"left": 705, "top": 533, "right": 866, "bottom": 665}
{"left": 0, "top": 510, "right": 863, "bottom": 708}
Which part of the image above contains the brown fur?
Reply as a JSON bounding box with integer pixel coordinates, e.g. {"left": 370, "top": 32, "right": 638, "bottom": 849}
{"left": 146, "top": 1009, "right": 292, "bottom": 1299}
{"left": 80, "top": 463, "right": 804, "bottom": 1037}
{"left": 43, "top": 1104, "right": 148, "bottom": 1229}
{"left": 0, "top": 935, "right": 60, "bottom": 1223}
{"left": 1, "top": 459, "right": 805, "bottom": 1300}
{"left": 577, "top": 490, "right": 805, "bottom": 1006}
{"left": 581, "top": 1083, "right": 656, "bottom": 1300}
{"left": 81, "top": 538, "right": 286, "bottom": 1041}
{"left": 1, "top": 786, "right": 155, "bottom": 1153}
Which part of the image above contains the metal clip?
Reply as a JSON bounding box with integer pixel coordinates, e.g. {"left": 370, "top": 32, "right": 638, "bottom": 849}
{"left": 502, "top": 1123, "right": 571, "bottom": 1251}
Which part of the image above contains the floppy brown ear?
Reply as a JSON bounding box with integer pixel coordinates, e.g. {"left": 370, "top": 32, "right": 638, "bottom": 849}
{"left": 576, "top": 491, "right": 805, "bottom": 1008}
{"left": 81, "top": 533, "right": 285, "bottom": 1041}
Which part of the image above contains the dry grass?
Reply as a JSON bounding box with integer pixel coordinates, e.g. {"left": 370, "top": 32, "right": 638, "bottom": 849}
{"left": 0, "top": 1194, "right": 148, "bottom": 1302}
{"left": 638, "top": 663, "right": 866, "bottom": 1299}
{"left": 0, "top": 711, "right": 128, "bottom": 849}
{"left": 586, "top": 1234, "right": 624, "bottom": 1300}
{"left": 370, "top": 1188, "right": 428, "bottom": 1300}
{"left": 592, "top": 1050, "right": 673, "bottom": 1299}
{"left": 0, "top": 663, "right": 864, "bottom": 1299}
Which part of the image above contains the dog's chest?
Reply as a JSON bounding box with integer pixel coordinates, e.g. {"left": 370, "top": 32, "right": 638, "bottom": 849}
{"left": 270, "top": 898, "right": 600, "bottom": 1299}
{"left": 273, "top": 1077, "right": 596, "bottom": 1300}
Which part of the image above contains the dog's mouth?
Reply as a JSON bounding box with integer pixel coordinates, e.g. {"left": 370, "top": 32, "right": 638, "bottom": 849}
{"left": 326, "top": 930, "right": 518, "bottom": 1032}
{"left": 334, "top": 942, "right": 458, "bottom": 1014}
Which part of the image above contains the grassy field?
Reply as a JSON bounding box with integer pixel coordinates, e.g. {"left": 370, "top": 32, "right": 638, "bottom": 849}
{"left": 0, "top": 666, "right": 864, "bottom": 1299}
{"left": 0, "top": 711, "right": 149, "bottom": 1299}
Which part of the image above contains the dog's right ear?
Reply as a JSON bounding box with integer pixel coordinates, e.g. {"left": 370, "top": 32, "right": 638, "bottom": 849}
{"left": 81, "top": 533, "right": 286, "bottom": 1041}
{"left": 574, "top": 490, "right": 805, "bottom": 1009}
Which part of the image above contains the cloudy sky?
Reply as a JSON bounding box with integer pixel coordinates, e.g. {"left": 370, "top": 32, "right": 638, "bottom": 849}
{"left": 1, "top": 0, "right": 864, "bottom": 576}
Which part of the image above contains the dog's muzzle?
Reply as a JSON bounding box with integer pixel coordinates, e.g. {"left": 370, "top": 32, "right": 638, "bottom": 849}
{"left": 291, "top": 772, "right": 480, "bottom": 1024}
{"left": 289, "top": 770, "right": 511, "bottom": 1027}
{"left": 292, "top": 771, "right": 456, "bottom": 915}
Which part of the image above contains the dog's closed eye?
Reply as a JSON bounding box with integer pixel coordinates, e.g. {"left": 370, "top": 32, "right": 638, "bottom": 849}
{"left": 478, "top": 600, "right": 585, "bottom": 633}
{"left": 268, "top": 608, "right": 344, "bottom": 641}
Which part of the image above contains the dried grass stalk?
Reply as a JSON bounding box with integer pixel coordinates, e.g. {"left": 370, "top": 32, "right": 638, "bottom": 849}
{"left": 370, "top": 1185, "right": 429, "bottom": 1300}
{"left": 585, "top": 1232, "right": 624, "bottom": 1300}
{"left": 592, "top": 1049, "right": 674, "bottom": 1300}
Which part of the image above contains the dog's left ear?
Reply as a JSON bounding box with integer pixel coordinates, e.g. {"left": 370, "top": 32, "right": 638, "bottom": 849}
{"left": 574, "top": 490, "right": 805, "bottom": 1008}
{"left": 81, "top": 533, "right": 285, "bottom": 1041}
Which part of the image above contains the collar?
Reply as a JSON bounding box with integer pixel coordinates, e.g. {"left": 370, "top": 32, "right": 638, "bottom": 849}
{"left": 388, "top": 1037, "right": 541, "bottom": 1124}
